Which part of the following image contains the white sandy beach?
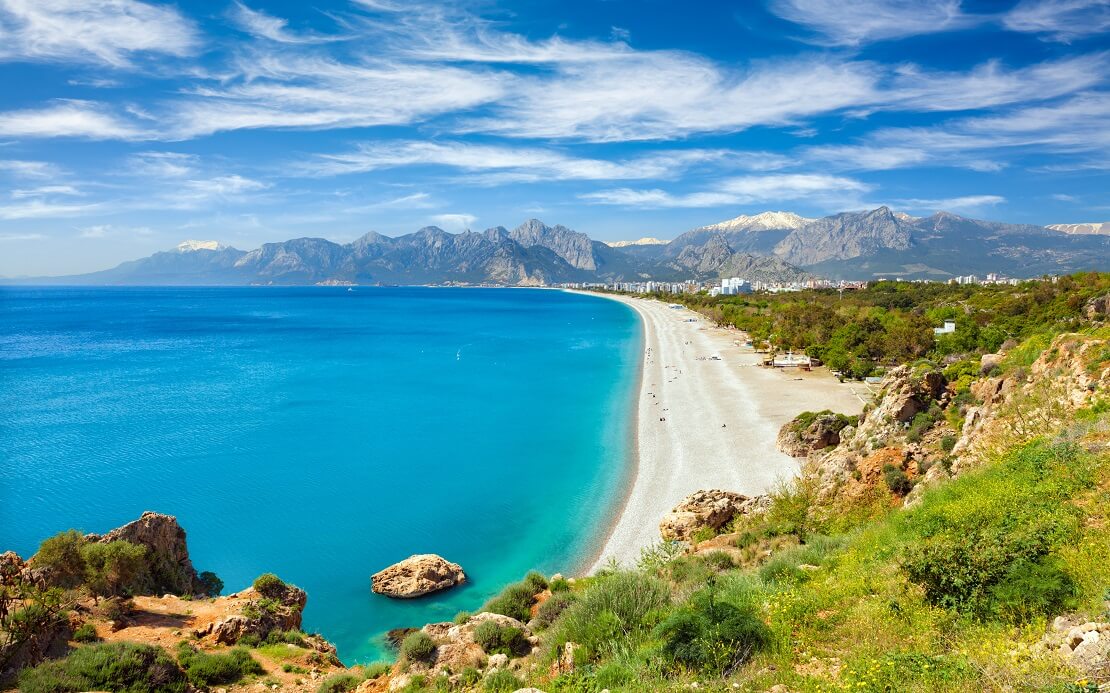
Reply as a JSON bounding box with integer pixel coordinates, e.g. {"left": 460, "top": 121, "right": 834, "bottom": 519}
{"left": 585, "top": 293, "right": 869, "bottom": 571}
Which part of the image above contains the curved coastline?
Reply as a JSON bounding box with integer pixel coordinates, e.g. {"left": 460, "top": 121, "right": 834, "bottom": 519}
{"left": 573, "top": 291, "right": 870, "bottom": 572}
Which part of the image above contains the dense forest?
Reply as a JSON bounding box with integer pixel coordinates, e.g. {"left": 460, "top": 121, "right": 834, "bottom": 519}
{"left": 662, "top": 273, "right": 1110, "bottom": 379}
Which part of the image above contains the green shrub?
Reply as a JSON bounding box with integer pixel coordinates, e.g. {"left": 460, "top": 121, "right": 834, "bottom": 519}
{"left": 363, "top": 661, "right": 392, "bottom": 679}
{"left": 758, "top": 535, "right": 845, "bottom": 584}
{"left": 549, "top": 576, "right": 571, "bottom": 593}
{"left": 460, "top": 666, "right": 481, "bottom": 686}
{"left": 316, "top": 673, "right": 361, "bottom": 693}
{"left": 176, "top": 643, "right": 264, "bottom": 686}
{"left": 33, "top": 529, "right": 87, "bottom": 588}
{"left": 593, "top": 661, "right": 635, "bottom": 688}
{"left": 399, "top": 630, "right": 436, "bottom": 663}
{"left": 82, "top": 540, "right": 147, "bottom": 601}
{"left": 264, "top": 629, "right": 307, "bottom": 647}
{"left": 19, "top": 641, "right": 188, "bottom": 693}
{"left": 655, "top": 588, "right": 769, "bottom": 675}
{"left": 472, "top": 620, "right": 530, "bottom": 657}
{"left": 702, "top": 551, "right": 736, "bottom": 571}
{"left": 882, "top": 464, "right": 914, "bottom": 495}
{"left": 452, "top": 610, "right": 471, "bottom": 625}
{"left": 522, "top": 570, "right": 548, "bottom": 593}
{"left": 482, "top": 668, "right": 523, "bottom": 692}
{"left": 533, "top": 591, "right": 576, "bottom": 629}
{"left": 546, "top": 571, "right": 670, "bottom": 660}
{"left": 72, "top": 623, "right": 99, "bottom": 642}
{"left": 482, "top": 582, "right": 537, "bottom": 622}
{"left": 197, "top": 571, "right": 224, "bottom": 597}
{"left": 899, "top": 440, "right": 1092, "bottom": 620}
{"left": 940, "top": 435, "right": 957, "bottom": 452}
{"left": 252, "top": 573, "right": 287, "bottom": 598}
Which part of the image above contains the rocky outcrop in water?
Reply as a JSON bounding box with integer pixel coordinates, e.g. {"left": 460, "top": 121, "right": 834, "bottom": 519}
{"left": 371, "top": 554, "right": 467, "bottom": 598}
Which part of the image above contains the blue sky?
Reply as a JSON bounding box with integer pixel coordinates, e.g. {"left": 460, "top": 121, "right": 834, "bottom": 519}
{"left": 0, "top": 0, "right": 1108, "bottom": 275}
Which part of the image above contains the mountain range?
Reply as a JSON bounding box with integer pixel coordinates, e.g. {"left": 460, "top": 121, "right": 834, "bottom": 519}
{"left": 11, "top": 209, "right": 1110, "bottom": 286}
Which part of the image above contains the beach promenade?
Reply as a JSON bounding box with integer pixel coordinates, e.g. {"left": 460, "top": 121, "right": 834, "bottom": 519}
{"left": 586, "top": 294, "right": 868, "bottom": 570}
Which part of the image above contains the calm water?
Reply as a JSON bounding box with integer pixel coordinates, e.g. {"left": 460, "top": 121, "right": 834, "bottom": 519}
{"left": 0, "top": 286, "right": 640, "bottom": 663}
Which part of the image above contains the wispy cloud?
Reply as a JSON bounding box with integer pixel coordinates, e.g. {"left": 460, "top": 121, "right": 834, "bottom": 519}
{"left": 582, "top": 173, "right": 872, "bottom": 208}
{"left": 231, "top": 2, "right": 346, "bottom": 44}
{"left": 893, "top": 194, "right": 1006, "bottom": 213}
{"left": 11, "top": 184, "right": 81, "bottom": 199}
{"left": 0, "top": 199, "right": 101, "bottom": 220}
{"left": 768, "top": 0, "right": 968, "bottom": 45}
{"left": 300, "top": 140, "right": 777, "bottom": 182}
{"left": 0, "top": 0, "right": 199, "bottom": 68}
{"left": 128, "top": 152, "right": 198, "bottom": 178}
{"left": 1003, "top": 0, "right": 1110, "bottom": 42}
{"left": 0, "top": 101, "right": 147, "bottom": 139}
{"left": 0, "top": 159, "right": 62, "bottom": 178}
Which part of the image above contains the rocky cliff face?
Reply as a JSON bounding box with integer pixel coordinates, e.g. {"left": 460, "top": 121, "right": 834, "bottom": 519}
{"left": 87, "top": 511, "right": 201, "bottom": 596}
{"left": 508, "top": 219, "right": 601, "bottom": 272}
{"left": 775, "top": 206, "right": 913, "bottom": 266}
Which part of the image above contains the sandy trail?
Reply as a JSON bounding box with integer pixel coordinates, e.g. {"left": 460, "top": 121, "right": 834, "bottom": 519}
{"left": 585, "top": 294, "right": 868, "bottom": 570}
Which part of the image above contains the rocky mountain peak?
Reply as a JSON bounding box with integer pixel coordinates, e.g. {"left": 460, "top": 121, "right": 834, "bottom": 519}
{"left": 701, "top": 211, "right": 813, "bottom": 233}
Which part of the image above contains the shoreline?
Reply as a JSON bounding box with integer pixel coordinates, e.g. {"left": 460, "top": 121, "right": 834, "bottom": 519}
{"left": 573, "top": 291, "right": 869, "bottom": 571}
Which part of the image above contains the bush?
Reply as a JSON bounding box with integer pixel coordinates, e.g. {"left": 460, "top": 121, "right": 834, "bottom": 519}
{"left": 522, "top": 570, "right": 548, "bottom": 593}
{"left": 33, "top": 529, "right": 87, "bottom": 588}
{"left": 399, "top": 630, "right": 436, "bottom": 663}
{"left": 452, "top": 610, "right": 471, "bottom": 625}
{"left": 82, "top": 540, "right": 147, "bottom": 601}
{"left": 899, "top": 440, "right": 1091, "bottom": 620}
{"left": 197, "top": 571, "right": 224, "bottom": 597}
{"left": 19, "top": 641, "right": 188, "bottom": 693}
{"left": 176, "top": 643, "right": 264, "bottom": 686}
{"left": 264, "top": 629, "right": 307, "bottom": 647}
{"left": 472, "top": 620, "right": 530, "bottom": 657}
{"left": 882, "top": 464, "right": 914, "bottom": 495}
{"left": 702, "top": 550, "right": 736, "bottom": 571}
{"left": 72, "top": 623, "right": 99, "bottom": 642}
{"left": 460, "top": 666, "right": 481, "bottom": 686}
{"left": 482, "top": 581, "right": 538, "bottom": 622}
{"left": 252, "top": 573, "right": 287, "bottom": 598}
{"left": 546, "top": 571, "right": 671, "bottom": 660}
{"left": 317, "top": 673, "right": 361, "bottom": 693}
{"left": 549, "top": 576, "right": 571, "bottom": 593}
{"left": 533, "top": 592, "right": 576, "bottom": 629}
{"left": 655, "top": 588, "right": 770, "bottom": 675}
{"left": 363, "top": 661, "right": 392, "bottom": 679}
{"left": 482, "top": 668, "right": 523, "bottom": 692}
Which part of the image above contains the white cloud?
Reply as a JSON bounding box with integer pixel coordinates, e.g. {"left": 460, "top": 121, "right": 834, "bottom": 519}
{"left": 768, "top": 0, "right": 968, "bottom": 45}
{"left": 11, "top": 184, "right": 80, "bottom": 198}
{"left": 1051, "top": 193, "right": 1079, "bottom": 202}
{"left": 0, "top": 101, "right": 146, "bottom": 139}
{"left": 301, "top": 140, "right": 765, "bottom": 182}
{"left": 0, "top": 0, "right": 198, "bottom": 67}
{"left": 0, "top": 159, "right": 61, "bottom": 178}
{"left": 429, "top": 213, "right": 476, "bottom": 231}
{"left": 184, "top": 175, "right": 269, "bottom": 197}
{"left": 77, "top": 224, "right": 153, "bottom": 238}
{"left": 582, "top": 173, "right": 872, "bottom": 208}
{"left": 128, "top": 152, "right": 198, "bottom": 178}
{"left": 0, "top": 199, "right": 101, "bottom": 219}
{"left": 805, "top": 145, "right": 930, "bottom": 171}
{"left": 232, "top": 3, "right": 344, "bottom": 44}
{"left": 1003, "top": 0, "right": 1110, "bottom": 42}
{"left": 167, "top": 55, "right": 506, "bottom": 139}
{"left": 894, "top": 195, "right": 1006, "bottom": 213}
{"left": 0, "top": 232, "right": 45, "bottom": 241}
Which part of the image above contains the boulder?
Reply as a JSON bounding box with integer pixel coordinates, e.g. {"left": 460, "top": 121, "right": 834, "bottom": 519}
{"left": 1039, "top": 618, "right": 1110, "bottom": 677}
{"left": 87, "top": 511, "right": 200, "bottom": 595}
{"left": 550, "top": 641, "right": 580, "bottom": 677}
{"left": 197, "top": 583, "right": 308, "bottom": 646}
{"left": 372, "top": 554, "right": 466, "bottom": 598}
{"left": 1085, "top": 293, "right": 1110, "bottom": 321}
{"left": 659, "top": 490, "right": 768, "bottom": 542}
{"left": 777, "top": 412, "right": 853, "bottom": 457}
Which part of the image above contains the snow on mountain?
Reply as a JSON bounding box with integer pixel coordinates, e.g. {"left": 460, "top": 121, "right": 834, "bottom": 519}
{"left": 1047, "top": 222, "right": 1110, "bottom": 235}
{"left": 176, "top": 240, "right": 226, "bottom": 252}
{"left": 604, "top": 237, "right": 668, "bottom": 247}
{"left": 701, "top": 211, "right": 813, "bottom": 232}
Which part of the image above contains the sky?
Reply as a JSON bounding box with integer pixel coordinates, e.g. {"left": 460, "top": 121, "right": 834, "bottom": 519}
{"left": 0, "top": 0, "right": 1108, "bottom": 276}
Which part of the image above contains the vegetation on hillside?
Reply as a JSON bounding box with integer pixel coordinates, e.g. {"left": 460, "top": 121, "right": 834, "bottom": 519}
{"left": 668, "top": 273, "right": 1110, "bottom": 378}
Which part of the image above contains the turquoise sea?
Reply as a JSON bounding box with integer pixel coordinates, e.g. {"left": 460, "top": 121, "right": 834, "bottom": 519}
{"left": 0, "top": 286, "right": 640, "bottom": 663}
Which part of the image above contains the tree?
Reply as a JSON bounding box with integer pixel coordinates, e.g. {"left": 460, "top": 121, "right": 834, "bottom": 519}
{"left": 81, "top": 541, "right": 147, "bottom": 603}
{"left": 33, "top": 530, "right": 87, "bottom": 588}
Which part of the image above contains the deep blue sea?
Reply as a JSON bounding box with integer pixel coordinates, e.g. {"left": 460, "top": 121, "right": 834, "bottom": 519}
{"left": 0, "top": 286, "right": 640, "bottom": 663}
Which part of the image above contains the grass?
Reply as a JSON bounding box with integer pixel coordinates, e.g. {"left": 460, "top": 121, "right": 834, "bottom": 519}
{"left": 18, "top": 642, "right": 188, "bottom": 693}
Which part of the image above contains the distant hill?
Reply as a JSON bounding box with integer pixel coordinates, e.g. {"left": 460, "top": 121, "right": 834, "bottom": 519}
{"left": 12, "top": 209, "right": 1110, "bottom": 286}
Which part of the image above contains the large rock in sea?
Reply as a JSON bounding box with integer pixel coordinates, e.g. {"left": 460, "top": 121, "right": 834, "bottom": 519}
{"left": 372, "top": 554, "right": 466, "bottom": 598}
{"left": 659, "top": 490, "right": 769, "bottom": 542}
